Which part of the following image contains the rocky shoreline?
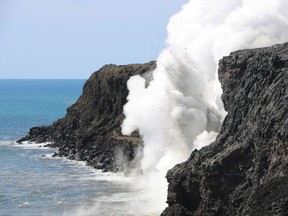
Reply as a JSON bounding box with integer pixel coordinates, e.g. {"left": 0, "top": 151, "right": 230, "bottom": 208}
{"left": 161, "top": 43, "right": 288, "bottom": 216}
{"left": 18, "top": 43, "right": 288, "bottom": 215}
{"left": 18, "top": 61, "right": 156, "bottom": 172}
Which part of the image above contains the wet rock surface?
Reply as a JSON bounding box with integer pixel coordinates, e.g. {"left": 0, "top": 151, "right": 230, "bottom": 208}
{"left": 162, "top": 43, "right": 288, "bottom": 216}
{"left": 18, "top": 61, "right": 156, "bottom": 172}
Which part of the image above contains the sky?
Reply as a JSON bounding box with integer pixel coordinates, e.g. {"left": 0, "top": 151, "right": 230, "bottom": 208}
{"left": 0, "top": 0, "right": 187, "bottom": 79}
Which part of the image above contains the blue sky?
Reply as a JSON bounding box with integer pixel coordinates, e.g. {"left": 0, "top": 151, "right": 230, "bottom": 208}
{"left": 0, "top": 0, "right": 187, "bottom": 79}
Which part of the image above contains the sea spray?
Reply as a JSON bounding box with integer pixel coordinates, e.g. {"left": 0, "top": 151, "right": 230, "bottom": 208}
{"left": 122, "top": 0, "right": 288, "bottom": 213}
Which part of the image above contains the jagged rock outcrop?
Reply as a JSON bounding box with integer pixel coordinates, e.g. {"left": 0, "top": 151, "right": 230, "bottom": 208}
{"left": 18, "top": 61, "right": 156, "bottom": 172}
{"left": 162, "top": 43, "right": 288, "bottom": 216}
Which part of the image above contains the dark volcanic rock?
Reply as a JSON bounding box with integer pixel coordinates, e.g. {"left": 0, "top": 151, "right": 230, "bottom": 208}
{"left": 162, "top": 43, "right": 288, "bottom": 216}
{"left": 18, "top": 61, "right": 156, "bottom": 172}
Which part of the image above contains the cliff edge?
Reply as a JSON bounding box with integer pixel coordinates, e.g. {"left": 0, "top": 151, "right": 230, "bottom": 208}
{"left": 162, "top": 43, "right": 288, "bottom": 216}
{"left": 18, "top": 61, "right": 156, "bottom": 172}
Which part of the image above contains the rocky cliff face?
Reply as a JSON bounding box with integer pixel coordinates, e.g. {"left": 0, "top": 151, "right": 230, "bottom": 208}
{"left": 18, "top": 61, "right": 156, "bottom": 172}
{"left": 162, "top": 43, "right": 288, "bottom": 216}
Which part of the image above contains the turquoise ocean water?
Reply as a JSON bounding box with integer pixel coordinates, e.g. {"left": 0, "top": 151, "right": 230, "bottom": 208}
{"left": 0, "top": 80, "right": 144, "bottom": 216}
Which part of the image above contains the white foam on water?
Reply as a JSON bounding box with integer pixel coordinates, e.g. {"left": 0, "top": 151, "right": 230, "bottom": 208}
{"left": 0, "top": 140, "right": 16, "bottom": 146}
{"left": 18, "top": 202, "right": 31, "bottom": 208}
{"left": 12, "top": 141, "right": 52, "bottom": 149}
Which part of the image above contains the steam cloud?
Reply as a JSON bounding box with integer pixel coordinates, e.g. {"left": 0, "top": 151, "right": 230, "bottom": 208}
{"left": 122, "top": 0, "right": 288, "bottom": 213}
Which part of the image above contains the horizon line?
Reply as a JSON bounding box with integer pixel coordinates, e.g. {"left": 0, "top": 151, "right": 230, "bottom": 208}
{"left": 0, "top": 78, "right": 87, "bottom": 80}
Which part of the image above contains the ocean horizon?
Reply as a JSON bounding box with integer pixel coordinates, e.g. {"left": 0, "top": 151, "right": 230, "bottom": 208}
{"left": 0, "top": 79, "right": 154, "bottom": 216}
{"left": 0, "top": 79, "right": 85, "bottom": 140}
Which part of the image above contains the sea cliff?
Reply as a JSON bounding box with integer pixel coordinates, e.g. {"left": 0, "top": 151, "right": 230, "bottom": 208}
{"left": 18, "top": 61, "right": 156, "bottom": 172}
{"left": 162, "top": 43, "right": 288, "bottom": 216}
{"left": 18, "top": 43, "right": 288, "bottom": 215}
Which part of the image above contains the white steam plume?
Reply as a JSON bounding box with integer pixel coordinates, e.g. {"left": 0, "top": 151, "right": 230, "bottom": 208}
{"left": 122, "top": 0, "right": 288, "bottom": 213}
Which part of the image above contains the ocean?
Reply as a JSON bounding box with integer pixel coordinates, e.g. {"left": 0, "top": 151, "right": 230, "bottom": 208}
{"left": 0, "top": 80, "right": 154, "bottom": 216}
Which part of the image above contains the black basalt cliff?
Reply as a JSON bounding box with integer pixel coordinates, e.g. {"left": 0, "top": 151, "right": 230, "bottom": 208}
{"left": 18, "top": 61, "right": 156, "bottom": 172}
{"left": 162, "top": 43, "right": 288, "bottom": 216}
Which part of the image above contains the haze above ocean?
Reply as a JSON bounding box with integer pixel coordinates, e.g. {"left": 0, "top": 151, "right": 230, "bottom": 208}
{"left": 0, "top": 79, "right": 151, "bottom": 216}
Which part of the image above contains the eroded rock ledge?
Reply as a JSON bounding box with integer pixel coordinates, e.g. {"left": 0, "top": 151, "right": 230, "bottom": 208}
{"left": 18, "top": 61, "right": 156, "bottom": 172}
{"left": 162, "top": 43, "right": 288, "bottom": 216}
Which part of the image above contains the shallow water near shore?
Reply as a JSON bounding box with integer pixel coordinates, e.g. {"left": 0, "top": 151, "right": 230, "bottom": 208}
{"left": 0, "top": 141, "right": 157, "bottom": 216}
{"left": 0, "top": 80, "right": 159, "bottom": 216}
{"left": 0, "top": 142, "right": 126, "bottom": 215}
